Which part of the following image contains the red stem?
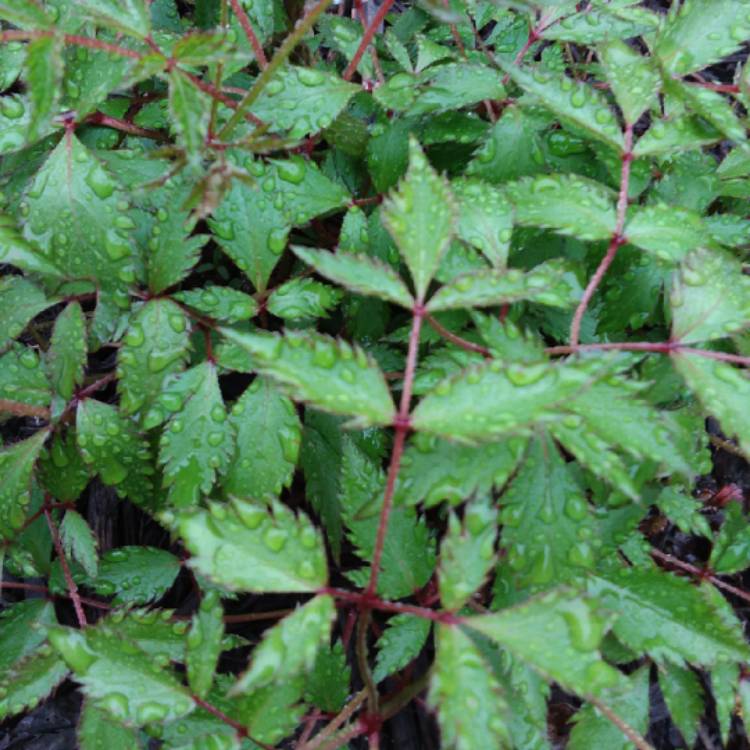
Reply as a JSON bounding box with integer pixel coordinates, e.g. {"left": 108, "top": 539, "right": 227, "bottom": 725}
{"left": 85, "top": 111, "right": 167, "bottom": 141}
{"left": 0, "top": 30, "right": 142, "bottom": 60}
{"left": 426, "top": 315, "right": 491, "bottom": 357}
{"left": 570, "top": 123, "right": 634, "bottom": 346}
{"left": 229, "top": 0, "right": 268, "bottom": 68}
{"left": 323, "top": 587, "right": 459, "bottom": 624}
{"left": 342, "top": 0, "right": 396, "bottom": 81}
{"left": 191, "top": 695, "right": 275, "bottom": 749}
{"left": 179, "top": 69, "right": 266, "bottom": 127}
{"left": 0, "top": 580, "right": 111, "bottom": 610}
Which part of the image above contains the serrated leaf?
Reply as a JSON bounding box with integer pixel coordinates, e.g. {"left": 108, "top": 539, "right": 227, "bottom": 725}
{"left": 0, "top": 599, "right": 57, "bottom": 673}
{"left": 187, "top": 590, "right": 224, "bottom": 699}
{"left": 0, "top": 431, "right": 47, "bottom": 541}
{"left": 291, "top": 245, "right": 415, "bottom": 309}
{"left": 506, "top": 173, "right": 616, "bottom": 241}
{"left": 712, "top": 660, "right": 739, "bottom": 746}
{"left": 25, "top": 35, "right": 63, "bottom": 142}
{"left": 654, "top": 0, "right": 750, "bottom": 76}
{"left": 49, "top": 625, "right": 195, "bottom": 725}
{"left": 267, "top": 277, "right": 342, "bottom": 321}
{"left": 74, "top": 0, "right": 151, "bottom": 38}
{"left": 675, "top": 82, "right": 750, "bottom": 149}
{"left": 210, "top": 156, "right": 349, "bottom": 292}
{"left": 429, "top": 624, "right": 510, "bottom": 750}
{"left": 0, "top": 275, "right": 57, "bottom": 351}
{"left": 0, "top": 344, "right": 50, "bottom": 411}
{"left": 0, "top": 647, "right": 69, "bottom": 720}
{"left": 382, "top": 137, "right": 456, "bottom": 301}
{"left": 173, "top": 286, "right": 258, "bottom": 324}
{"left": 658, "top": 662, "right": 703, "bottom": 747}
{"left": 60, "top": 510, "right": 98, "bottom": 578}
{"left": 589, "top": 566, "right": 750, "bottom": 665}
{"left": 219, "top": 328, "right": 395, "bottom": 427}
{"left": 568, "top": 667, "right": 650, "bottom": 750}
{"left": 710, "top": 501, "right": 750, "bottom": 574}
{"left": 0, "top": 0, "right": 53, "bottom": 28}
{"left": 231, "top": 595, "right": 334, "bottom": 694}
{"left": 39, "top": 431, "right": 91, "bottom": 501}
{"left": 542, "top": 6, "right": 658, "bottom": 43}
{"left": 223, "top": 378, "right": 301, "bottom": 500}
{"left": 118, "top": 299, "right": 191, "bottom": 418}
{"left": 101, "top": 609, "right": 187, "bottom": 662}
{"left": 373, "top": 614, "right": 431, "bottom": 684}
{"left": 498, "top": 63, "right": 624, "bottom": 149}
{"left": 252, "top": 65, "right": 359, "bottom": 140}
{"left": 305, "top": 640, "right": 351, "bottom": 712}
{"left": 466, "top": 588, "right": 626, "bottom": 696}
{"left": 159, "top": 362, "right": 234, "bottom": 508}
{"left": 78, "top": 701, "right": 141, "bottom": 750}
{"left": 439, "top": 497, "right": 497, "bottom": 610}
{"left": 93, "top": 547, "right": 180, "bottom": 604}
{"left": 670, "top": 247, "right": 750, "bottom": 344}
{"left": 634, "top": 114, "right": 721, "bottom": 157}
{"left": 47, "top": 301, "right": 87, "bottom": 402}
{"left": 655, "top": 487, "right": 711, "bottom": 539}
{"left": 168, "top": 71, "right": 210, "bottom": 162}
{"left": 171, "top": 497, "right": 328, "bottom": 592}
{"left": 427, "top": 259, "right": 581, "bottom": 312}
{"left": 0, "top": 214, "right": 65, "bottom": 277}
{"left": 624, "top": 204, "right": 710, "bottom": 263}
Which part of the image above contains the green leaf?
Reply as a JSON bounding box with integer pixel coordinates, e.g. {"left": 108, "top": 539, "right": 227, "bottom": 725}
{"left": 39, "top": 431, "right": 91, "bottom": 502}
{"left": 223, "top": 378, "right": 301, "bottom": 500}
{"left": 49, "top": 625, "right": 195, "bottom": 725}
{"left": 210, "top": 156, "right": 349, "bottom": 292}
{"left": 588, "top": 566, "right": 750, "bottom": 665}
{"left": 219, "top": 328, "right": 396, "bottom": 428}
{"left": 0, "top": 599, "right": 57, "bottom": 673}
{"left": 373, "top": 614, "right": 431, "bottom": 683}
{"left": 0, "top": 344, "right": 51, "bottom": 411}
{"left": 0, "top": 95, "right": 35, "bottom": 155}
{"left": 93, "top": 547, "right": 180, "bottom": 605}
{"left": 452, "top": 178, "right": 513, "bottom": 268}
{"left": 74, "top": 0, "right": 151, "bottom": 38}
{"left": 396, "top": 434, "right": 527, "bottom": 508}
{"left": 0, "top": 213, "right": 65, "bottom": 277}
{"left": 117, "top": 299, "right": 191, "bottom": 418}
{"left": 429, "top": 624, "right": 510, "bottom": 750}
{"left": 712, "top": 660, "right": 739, "bottom": 746}
{"left": 624, "top": 204, "right": 710, "bottom": 263}
{"left": 47, "top": 301, "right": 87, "bottom": 402}
{"left": 187, "top": 590, "right": 224, "bottom": 699}
{"left": 168, "top": 71, "right": 211, "bottom": 162}
{"left": 60, "top": 510, "right": 98, "bottom": 578}
{"left": 655, "top": 487, "right": 711, "bottom": 539}
{"left": 505, "top": 174, "right": 616, "bottom": 241}
{"left": 173, "top": 286, "right": 258, "bottom": 324}
{"left": 497, "top": 63, "right": 624, "bottom": 150}
{"left": 267, "top": 277, "right": 342, "bottom": 321}
{"left": 0, "top": 647, "right": 69, "bottom": 720}
{"left": 426, "top": 259, "right": 581, "bottom": 312}
{"left": 439, "top": 497, "right": 497, "bottom": 610}
{"left": 675, "top": 82, "right": 750, "bottom": 149}
{"left": 0, "top": 275, "right": 57, "bottom": 351}
{"left": 24, "top": 34, "right": 63, "bottom": 143}
{"left": 0, "top": 430, "right": 47, "bottom": 541}
{"left": 158, "top": 362, "right": 234, "bottom": 508}
{"left": 169, "top": 497, "right": 328, "bottom": 593}
{"left": 78, "top": 701, "right": 141, "bottom": 750}
{"left": 291, "top": 245, "right": 415, "bottom": 309}
{"left": 633, "top": 113, "right": 720, "bottom": 157}
{"left": 466, "top": 588, "right": 626, "bottom": 696}
{"left": 0, "top": 0, "right": 53, "bottom": 28}
{"left": 305, "top": 640, "right": 351, "bottom": 712}
{"left": 568, "top": 667, "right": 650, "bottom": 750}
{"left": 100, "top": 609, "right": 187, "bottom": 662}
{"left": 710, "top": 501, "right": 750, "bottom": 575}
{"left": 251, "top": 65, "right": 360, "bottom": 140}
{"left": 654, "top": 0, "right": 750, "bottom": 76}
{"left": 658, "top": 662, "right": 703, "bottom": 748}
{"left": 542, "top": 6, "right": 658, "bottom": 43}
{"left": 230, "top": 595, "right": 334, "bottom": 694}
{"left": 381, "top": 137, "right": 457, "bottom": 301}
{"left": 77, "top": 400, "right": 155, "bottom": 505}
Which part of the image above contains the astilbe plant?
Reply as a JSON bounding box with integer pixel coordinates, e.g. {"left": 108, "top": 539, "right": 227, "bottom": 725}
{"left": 2, "top": 0, "right": 750, "bottom": 747}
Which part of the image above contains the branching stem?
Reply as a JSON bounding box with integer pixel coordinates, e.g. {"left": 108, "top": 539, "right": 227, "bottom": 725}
{"left": 342, "top": 0, "right": 396, "bottom": 81}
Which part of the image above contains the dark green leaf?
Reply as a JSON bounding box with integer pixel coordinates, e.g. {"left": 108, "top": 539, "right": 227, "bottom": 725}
{"left": 60, "top": 510, "right": 98, "bottom": 578}
{"left": 658, "top": 662, "right": 703, "bottom": 748}
{"left": 0, "top": 275, "right": 57, "bottom": 351}
{"left": 187, "top": 590, "right": 224, "bottom": 699}
{"left": 267, "top": 277, "right": 342, "bottom": 321}
{"left": 93, "top": 547, "right": 180, "bottom": 605}
{"left": 0, "top": 647, "right": 69, "bottom": 720}
{"left": 373, "top": 614, "right": 431, "bottom": 683}
{"left": 47, "top": 301, "right": 87, "bottom": 402}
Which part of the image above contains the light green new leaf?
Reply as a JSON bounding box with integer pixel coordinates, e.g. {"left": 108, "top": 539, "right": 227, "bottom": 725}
{"left": 267, "top": 277, "right": 342, "bottom": 321}
{"left": 291, "top": 245, "right": 415, "bottom": 309}
{"left": 251, "top": 65, "right": 360, "bottom": 139}
{"left": 658, "top": 662, "right": 703, "bottom": 748}
{"left": 670, "top": 247, "right": 750, "bottom": 344}
{"left": 427, "top": 259, "right": 581, "bottom": 312}
{"left": 78, "top": 701, "right": 141, "bottom": 750}
{"left": 117, "top": 299, "right": 191, "bottom": 418}
{"left": 0, "top": 430, "right": 47, "bottom": 541}
{"left": 170, "top": 497, "right": 328, "bottom": 592}
{"left": 588, "top": 566, "right": 750, "bottom": 665}
{"left": 76, "top": 400, "right": 155, "bottom": 505}
{"left": 0, "top": 345, "right": 51, "bottom": 411}
{"left": 466, "top": 588, "right": 626, "bottom": 696}
{"left": 173, "top": 286, "right": 258, "bottom": 324}
{"left": 0, "top": 275, "right": 57, "bottom": 351}
{"left": 674, "top": 355, "right": 750, "bottom": 459}
{"left": 598, "top": 39, "right": 660, "bottom": 125}
{"left": 223, "top": 378, "right": 301, "bottom": 499}
{"left": 0, "top": 0, "right": 53, "bottom": 28}
{"left": 231, "top": 595, "right": 334, "bottom": 694}
{"left": 0, "top": 599, "right": 57, "bottom": 673}
{"left": 187, "top": 590, "right": 224, "bottom": 699}
{"left": 710, "top": 501, "right": 750, "bottom": 575}
{"left": 505, "top": 174, "right": 616, "bottom": 241}
{"left": 49, "top": 625, "right": 194, "bottom": 725}
{"left": 168, "top": 71, "right": 211, "bottom": 162}
{"left": 382, "top": 137, "right": 457, "bottom": 301}
{"left": 47, "top": 302, "right": 87, "bottom": 402}
{"left": 654, "top": 0, "right": 750, "bottom": 76}
{"left": 0, "top": 214, "right": 65, "bottom": 277}
{"left": 439, "top": 498, "right": 497, "bottom": 610}
{"left": 0, "top": 647, "right": 69, "bottom": 721}
{"left": 74, "top": 0, "right": 151, "bottom": 38}
{"left": 220, "top": 328, "right": 395, "bottom": 427}
{"left": 373, "top": 614, "right": 431, "bottom": 683}
{"left": 60, "top": 510, "right": 98, "bottom": 578}
{"left": 429, "top": 624, "right": 510, "bottom": 750}
{"left": 624, "top": 204, "right": 710, "bottom": 263}
{"left": 568, "top": 667, "right": 650, "bottom": 750}
{"left": 25, "top": 35, "right": 63, "bottom": 142}
{"left": 159, "top": 362, "right": 234, "bottom": 508}
{"left": 93, "top": 547, "right": 180, "bottom": 605}
{"left": 497, "top": 63, "right": 624, "bottom": 150}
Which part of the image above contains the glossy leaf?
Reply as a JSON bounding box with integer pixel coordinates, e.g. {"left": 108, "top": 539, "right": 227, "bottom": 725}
{"left": 60, "top": 510, "right": 98, "bottom": 578}
{"left": 0, "top": 431, "right": 47, "bottom": 541}
{"left": 25, "top": 35, "right": 62, "bottom": 142}
{"left": 373, "top": 614, "right": 431, "bottom": 683}
{"left": 624, "top": 204, "right": 710, "bottom": 263}
{"left": 168, "top": 71, "right": 210, "bottom": 162}
{"left": 47, "top": 301, "right": 87, "bottom": 402}
{"left": 173, "top": 286, "right": 258, "bottom": 324}
{"left": 0, "top": 275, "right": 56, "bottom": 351}
{"left": 710, "top": 501, "right": 750, "bottom": 575}
{"left": 93, "top": 546, "right": 180, "bottom": 605}
{"left": 542, "top": 6, "right": 658, "bottom": 44}
{"left": 658, "top": 662, "right": 703, "bottom": 748}
{"left": 0, "top": 344, "right": 51, "bottom": 410}
{"left": 0, "top": 0, "right": 53, "bottom": 27}
{"left": 75, "top": 0, "right": 151, "bottom": 38}
{"left": 0, "top": 213, "right": 65, "bottom": 277}
{"left": 78, "top": 701, "right": 141, "bottom": 750}
{"left": 0, "top": 647, "right": 69, "bottom": 720}
{"left": 305, "top": 640, "right": 351, "bottom": 712}
{"left": 186, "top": 590, "right": 224, "bottom": 699}
{"left": 0, "top": 599, "right": 57, "bottom": 673}
{"left": 267, "top": 277, "right": 342, "bottom": 321}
